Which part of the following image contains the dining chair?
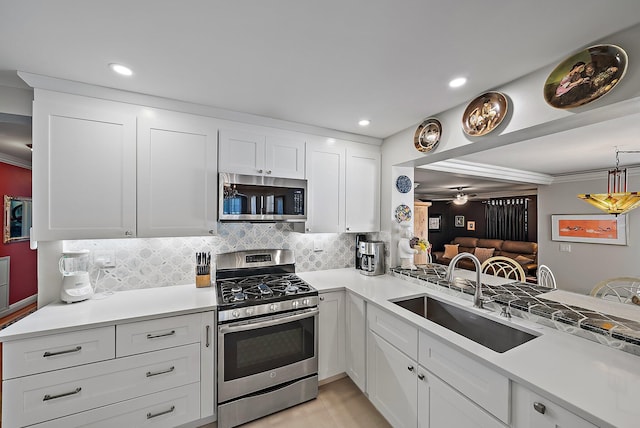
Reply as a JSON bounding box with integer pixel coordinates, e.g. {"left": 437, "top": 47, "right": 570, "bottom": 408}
{"left": 590, "top": 277, "right": 640, "bottom": 304}
{"left": 536, "top": 264, "right": 557, "bottom": 289}
{"left": 481, "top": 256, "right": 526, "bottom": 282}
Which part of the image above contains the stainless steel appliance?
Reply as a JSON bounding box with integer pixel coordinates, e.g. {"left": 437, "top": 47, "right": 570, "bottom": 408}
{"left": 215, "top": 249, "right": 318, "bottom": 428}
{"left": 359, "top": 241, "right": 385, "bottom": 276}
{"left": 219, "top": 173, "right": 307, "bottom": 222}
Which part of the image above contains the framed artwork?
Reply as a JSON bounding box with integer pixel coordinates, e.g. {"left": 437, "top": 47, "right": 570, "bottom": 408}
{"left": 454, "top": 215, "right": 465, "bottom": 227}
{"left": 467, "top": 221, "right": 476, "bottom": 231}
{"left": 551, "top": 214, "right": 627, "bottom": 245}
{"left": 543, "top": 44, "right": 627, "bottom": 109}
{"left": 428, "top": 214, "right": 441, "bottom": 232}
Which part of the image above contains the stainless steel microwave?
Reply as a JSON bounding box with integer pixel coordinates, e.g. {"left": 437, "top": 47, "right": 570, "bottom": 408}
{"left": 219, "top": 173, "right": 307, "bottom": 222}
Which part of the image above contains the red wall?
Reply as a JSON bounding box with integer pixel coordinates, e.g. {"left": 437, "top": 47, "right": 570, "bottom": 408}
{"left": 0, "top": 162, "right": 36, "bottom": 304}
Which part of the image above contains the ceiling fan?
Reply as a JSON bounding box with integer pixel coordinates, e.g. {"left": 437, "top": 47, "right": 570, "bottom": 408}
{"left": 450, "top": 187, "right": 477, "bottom": 205}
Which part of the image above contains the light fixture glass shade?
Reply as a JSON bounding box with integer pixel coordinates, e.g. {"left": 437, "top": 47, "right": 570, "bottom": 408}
{"left": 452, "top": 194, "right": 468, "bottom": 205}
{"left": 577, "top": 192, "right": 640, "bottom": 215}
{"left": 578, "top": 155, "right": 640, "bottom": 215}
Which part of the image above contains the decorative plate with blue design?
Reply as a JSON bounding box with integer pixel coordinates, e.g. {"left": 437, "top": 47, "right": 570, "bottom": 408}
{"left": 396, "top": 175, "right": 412, "bottom": 193}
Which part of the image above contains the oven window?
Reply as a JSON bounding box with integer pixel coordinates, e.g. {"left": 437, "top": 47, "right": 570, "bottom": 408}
{"left": 223, "top": 315, "right": 315, "bottom": 381}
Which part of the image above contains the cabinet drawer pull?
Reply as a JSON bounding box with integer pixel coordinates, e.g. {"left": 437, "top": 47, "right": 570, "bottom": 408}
{"left": 266, "top": 170, "right": 272, "bottom": 174}
{"left": 43, "top": 346, "right": 82, "bottom": 357}
{"left": 147, "top": 405, "right": 175, "bottom": 419}
{"left": 407, "top": 365, "right": 415, "bottom": 372}
{"left": 146, "top": 366, "right": 175, "bottom": 377}
{"left": 43, "top": 387, "right": 82, "bottom": 401}
{"left": 533, "top": 402, "right": 546, "bottom": 414}
{"left": 418, "top": 373, "right": 425, "bottom": 380}
{"left": 206, "top": 325, "right": 211, "bottom": 348}
{"left": 257, "top": 169, "right": 263, "bottom": 173}
{"left": 146, "top": 330, "right": 176, "bottom": 339}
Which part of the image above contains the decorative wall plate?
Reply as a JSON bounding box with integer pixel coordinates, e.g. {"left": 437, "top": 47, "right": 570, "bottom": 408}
{"left": 395, "top": 204, "right": 412, "bottom": 223}
{"left": 543, "top": 44, "right": 627, "bottom": 109}
{"left": 462, "top": 92, "right": 508, "bottom": 137}
{"left": 413, "top": 118, "right": 442, "bottom": 153}
{"left": 395, "top": 175, "right": 412, "bottom": 193}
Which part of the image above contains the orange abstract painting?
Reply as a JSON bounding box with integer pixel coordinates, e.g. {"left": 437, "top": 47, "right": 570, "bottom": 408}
{"left": 558, "top": 219, "right": 618, "bottom": 239}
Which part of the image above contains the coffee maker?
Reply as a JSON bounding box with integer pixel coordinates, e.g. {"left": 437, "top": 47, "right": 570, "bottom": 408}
{"left": 359, "top": 241, "right": 385, "bottom": 276}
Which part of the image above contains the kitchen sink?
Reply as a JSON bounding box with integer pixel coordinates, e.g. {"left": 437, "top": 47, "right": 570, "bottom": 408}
{"left": 392, "top": 295, "right": 538, "bottom": 353}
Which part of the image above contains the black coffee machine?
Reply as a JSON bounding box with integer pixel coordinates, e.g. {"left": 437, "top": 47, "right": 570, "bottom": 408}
{"left": 355, "top": 234, "right": 367, "bottom": 269}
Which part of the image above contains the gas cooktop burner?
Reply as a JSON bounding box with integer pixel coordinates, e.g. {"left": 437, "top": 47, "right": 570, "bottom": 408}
{"left": 217, "top": 273, "right": 314, "bottom": 306}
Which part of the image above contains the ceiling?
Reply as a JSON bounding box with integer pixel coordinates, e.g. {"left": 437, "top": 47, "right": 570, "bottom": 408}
{"left": 1, "top": 1, "right": 640, "bottom": 193}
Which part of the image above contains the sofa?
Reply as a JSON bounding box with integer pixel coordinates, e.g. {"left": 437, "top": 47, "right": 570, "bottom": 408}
{"left": 433, "top": 237, "right": 538, "bottom": 275}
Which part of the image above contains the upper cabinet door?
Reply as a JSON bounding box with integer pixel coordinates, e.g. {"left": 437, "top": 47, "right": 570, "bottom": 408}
{"left": 137, "top": 111, "right": 218, "bottom": 237}
{"left": 345, "top": 149, "right": 380, "bottom": 233}
{"left": 219, "top": 129, "right": 305, "bottom": 179}
{"left": 218, "top": 129, "right": 266, "bottom": 175}
{"left": 32, "top": 97, "right": 137, "bottom": 241}
{"left": 305, "top": 144, "right": 345, "bottom": 233}
{"left": 265, "top": 136, "right": 305, "bottom": 179}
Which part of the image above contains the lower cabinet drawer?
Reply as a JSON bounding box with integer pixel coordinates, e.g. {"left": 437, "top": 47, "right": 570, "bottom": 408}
{"left": 3, "top": 326, "right": 115, "bottom": 378}
{"left": 29, "top": 383, "right": 201, "bottom": 428}
{"left": 418, "top": 331, "right": 509, "bottom": 424}
{"left": 3, "top": 343, "right": 200, "bottom": 428}
{"left": 116, "top": 313, "right": 203, "bottom": 357}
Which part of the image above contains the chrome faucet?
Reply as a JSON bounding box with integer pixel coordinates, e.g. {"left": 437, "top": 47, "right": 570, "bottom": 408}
{"left": 446, "top": 252, "right": 484, "bottom": 309}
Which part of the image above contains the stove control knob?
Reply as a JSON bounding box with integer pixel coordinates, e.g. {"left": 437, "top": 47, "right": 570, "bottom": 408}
{"left": 292, "top": 301, "right": 300, "bottom": 309}
{"left": 245, "top": 308, "right": 254, "bottom": 316}
{"left": 232, "top": 310, "right": 240, "bottom": 319}
{"left": 269, "top": 304, "right": 278, "bottom": 312}
{"left": 302, "top": 298, "right": 310, "bottom": 306}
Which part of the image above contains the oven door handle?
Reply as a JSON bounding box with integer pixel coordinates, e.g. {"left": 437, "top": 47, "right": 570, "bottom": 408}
{"left": 219, "top": 308, "right": 319, "bottom": 334}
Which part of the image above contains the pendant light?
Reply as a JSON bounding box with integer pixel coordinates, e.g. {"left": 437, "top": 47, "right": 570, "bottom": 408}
{"left": 577, "top": 149, "right": 640, "bottom": 215}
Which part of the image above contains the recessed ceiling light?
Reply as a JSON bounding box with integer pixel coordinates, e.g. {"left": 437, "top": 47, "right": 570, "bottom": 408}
{"left": 109, "top": 63, "right": 133, "bottom": 76}
{"left": 449, "top": 77, "right": 467, "bottom": 88}
{"left": 358, "top": 119, "right": 371, "bottom": 127}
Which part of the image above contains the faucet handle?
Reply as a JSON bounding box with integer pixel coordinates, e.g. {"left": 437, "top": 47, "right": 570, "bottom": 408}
{"left": 500, "top": 306, "right": 512, "bottom": 319}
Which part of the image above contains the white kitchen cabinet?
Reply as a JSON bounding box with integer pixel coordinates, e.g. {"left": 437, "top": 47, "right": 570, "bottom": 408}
{"left": 305, "top": 143, "right": 345, "bottom": 233}
{"left": 425, "top": 370, "right": 506, "bottom": 428}
{"left": 345, "top": 291, "right": 366, "bottom": 392}
{"left": 511, "top": 382, "right": 597, "bottom": 428}
{"left": 418, "top": 331, "right": 509, "bottom": 424}
{"left": 32, "top": 94, "right": 137, "bottom": 240}
{"left": 345, "top": 148, "right": 380, "bottom": 233}
{"left": 318, "top": 290, "right": 345, "bottom": 381}
{"left": 218, "top": 128, "right": 305, "bottom": 179}
{"left": 303, "top": 141, "right": 381, "bottom": 233}
{"left": 367, "top": 330, "right": 418, "bottom": 428}
{"left": 137, "top": 110, "right": 218, "bottom": 237}
{"left": 1, "top": 310, "right": 215, "bottom": 428}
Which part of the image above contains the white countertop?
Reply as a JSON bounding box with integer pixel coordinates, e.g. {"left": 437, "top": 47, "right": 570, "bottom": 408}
{"left": 2, "top": 269, "right": 638, "bottom": 427}
{"left": 0, "top": 284, "right": 217, "bottom": 340}
{"left": 299, "top": 268, "right": 640, "bottom": 428}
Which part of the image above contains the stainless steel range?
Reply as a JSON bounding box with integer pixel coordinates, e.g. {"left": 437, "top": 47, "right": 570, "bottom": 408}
{"left": 215, "top": 249, "right": 319, "bottom": 428}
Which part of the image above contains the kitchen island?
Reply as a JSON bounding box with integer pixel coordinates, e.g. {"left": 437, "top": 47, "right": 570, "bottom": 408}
{"left": 299, "top": 268, "right": 640, "bottom": 428}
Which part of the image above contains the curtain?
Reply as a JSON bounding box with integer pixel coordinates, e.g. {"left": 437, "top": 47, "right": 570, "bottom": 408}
{"left": 485, "top": 198, "right": 528, "bottom": 241}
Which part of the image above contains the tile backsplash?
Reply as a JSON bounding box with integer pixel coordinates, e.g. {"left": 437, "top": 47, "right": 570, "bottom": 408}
{"left": 64, "top": 223, "right": 387, "bottom": 293}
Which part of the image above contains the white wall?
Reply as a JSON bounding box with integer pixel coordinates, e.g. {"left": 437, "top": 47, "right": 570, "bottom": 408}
{"left": 538, "top": 172, "right": 640, "bottom": 295}
{"left": 0, "top": 85, "right": 32, "bottom": 117}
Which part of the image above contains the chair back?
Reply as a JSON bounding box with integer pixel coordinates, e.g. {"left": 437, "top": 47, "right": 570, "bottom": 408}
{"left": 590, "top": 277, "right": 640, "bottom": 304}
{"left": 481, "top": 256, "right": 526, "bottom": 282}
{"left": 537, "top": 265, "right": 557, "bottom": 289}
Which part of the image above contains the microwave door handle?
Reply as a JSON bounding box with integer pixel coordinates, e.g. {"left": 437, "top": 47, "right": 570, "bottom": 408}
{"left": 219, "top": 308, "right": 319, "bottom": 334}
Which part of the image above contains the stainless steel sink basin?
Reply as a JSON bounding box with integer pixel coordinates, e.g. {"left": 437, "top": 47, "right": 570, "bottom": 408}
{"left": 393, "top": 295, "right": 538, "bottom": 353}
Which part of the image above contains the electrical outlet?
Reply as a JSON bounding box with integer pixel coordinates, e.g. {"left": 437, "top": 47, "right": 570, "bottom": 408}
{"left": 559, "top": 243, "right": 572, "bottom": 253}
{"left": 93, "top": 250, "right": 116, "bottom": 268}
{"left": 314, "top": 239, "right": 323, "bottom": 252}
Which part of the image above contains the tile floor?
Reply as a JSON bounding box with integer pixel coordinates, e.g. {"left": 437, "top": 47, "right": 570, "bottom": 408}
{"left": 202, "top": 376, "right": 391, "bottom": 428}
